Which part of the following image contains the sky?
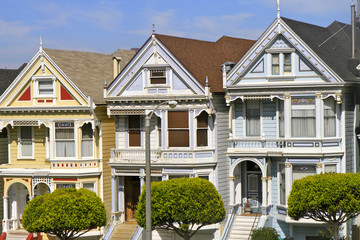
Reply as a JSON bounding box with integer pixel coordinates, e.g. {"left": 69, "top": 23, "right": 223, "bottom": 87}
{"left": 0, "top": 0, "right": 354, "bottom": 69}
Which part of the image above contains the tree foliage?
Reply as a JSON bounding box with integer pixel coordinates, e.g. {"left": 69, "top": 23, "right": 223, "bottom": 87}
{"left": 251, "top": 227, "right": 280, "bottom": 240}
{"left": 135, "top": 177, "right": 226, "bottom": 240}
{"left": 288, "top": 173, "right": 360, "bottom": 240}
{"left": 22, "top": 188, "right": 106, "bottom": 240}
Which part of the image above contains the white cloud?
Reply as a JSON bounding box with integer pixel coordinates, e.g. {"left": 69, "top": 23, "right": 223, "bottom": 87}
{"left": 0, "top": 20, "right": 35, "bottom": 37}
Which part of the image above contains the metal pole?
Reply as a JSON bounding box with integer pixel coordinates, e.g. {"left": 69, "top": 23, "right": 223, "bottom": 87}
{"left": 145, "top": 116, "right": 152, "bottom": 240}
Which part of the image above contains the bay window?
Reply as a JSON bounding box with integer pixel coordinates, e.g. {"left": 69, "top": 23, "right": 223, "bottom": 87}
{"left": 246, "top": 100, "right": 260, "bottom": 136}
{"left": 168, "top": 111, "right": 189, "bottom": 147}
{"left": 81, "top": 123, "right": 93, "bottom": 158}
{"left": 55, "top": 122, "right": 75, "bottom": 158}
{"left": 291, "top": 97, "right": 315, "bottom": 137}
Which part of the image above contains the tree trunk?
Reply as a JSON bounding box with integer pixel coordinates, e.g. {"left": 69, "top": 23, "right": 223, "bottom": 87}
{"left": 330, "top": 222, "right": 341, "bottom": 240}
{"left": 181, "top": 232, "right": 191, "bottom": 240}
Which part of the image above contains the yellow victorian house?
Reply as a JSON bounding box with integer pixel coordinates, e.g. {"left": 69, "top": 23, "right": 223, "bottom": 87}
{"left": 0, "top": 41, "right": 135, "bottom": 233}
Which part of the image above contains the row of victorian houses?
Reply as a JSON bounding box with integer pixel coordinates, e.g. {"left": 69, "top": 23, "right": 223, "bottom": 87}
{"left": 0, "top": 8, "right": 360, "bottom": 240}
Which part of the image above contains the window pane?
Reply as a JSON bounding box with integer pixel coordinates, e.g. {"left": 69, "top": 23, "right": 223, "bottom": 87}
{"left": 83, "top": 183, "right": 95, "bottom": 192}
{"left": 150, "top": 70, "right": 166, "bottom": 84}
{"left": 168, "top": 112, "right": 188, "bottom": 128}
{"left": 292, "top": 164, "right": 316, "bottom": 182}
{"left": 325, "top": 164, "right": 337, "bottom": 173}
{"left": 291, "top": 97, "right": 316, "bottom": 137}
{"left": 324, "top": 98, "right": 336, "bottom": 137}
{"left": 39, "top": 80, "right": 53, "bottom": 95}
{"left": 129, "top": 116, "right": 141, "bottom": 147}
{"left": 55, "top": 122, "right": 75, "bottom": 157}
{"left": 21, "top": 127, "right": 32, "bottom": 157}
{"left": 272, "top": 54, "right": 279, "bottom": 75}
{"left": 56, "top": 183, "right": 75, "bottom": 189}
{"left": 279, "top": 100, "right": 284, "bottom": 137}
{"left": 169, "top": 130, "right": 189, "bottom": 147}
{"left": 82, "top": 124, "right": 93, "bottom": 139}
{"left": 284, "top": 53, "right": 291, "bottom": 75}
{"left": 246, "top": 101, "right": 260, "bottom": 136}
{"left": 279, "top": 164, "right": 285, "bottom": 205}
{"left": 197, "top": 112, "right": 208, "bottom": 147}
{"left": 197, "top": 129, "right": 207, "bottom": 147}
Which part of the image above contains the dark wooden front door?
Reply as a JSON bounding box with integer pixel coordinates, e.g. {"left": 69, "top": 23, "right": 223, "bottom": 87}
{"left": 124, "top": 176, "right": 140, "bottom": 220}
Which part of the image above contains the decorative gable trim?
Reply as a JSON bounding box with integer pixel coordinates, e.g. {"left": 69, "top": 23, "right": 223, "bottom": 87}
{"left": 18, "top": 86, "right": 31, "bottom": 101}
{"left": 226, "top": 18, "right": 343, "bottom": 86}
{"left": 107, "top": 35, "right": 205, "bottom": 98}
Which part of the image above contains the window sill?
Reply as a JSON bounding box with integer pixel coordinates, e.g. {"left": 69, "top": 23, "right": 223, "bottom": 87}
{"left": 267, "top": 76, "right": 294, "bottom": 82}
{"left": 17, "top": 158, "right": 35, "bottom": 161}
{"left": 144, "top": 85, "right": 170, "bottom": 89}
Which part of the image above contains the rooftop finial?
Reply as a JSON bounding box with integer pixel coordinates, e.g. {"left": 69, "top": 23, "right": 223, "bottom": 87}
{"left": 277, "top": 0, "right": 280, "bottom": 18}
{"left": 152, "top": 24, "right": 155, "bottom": 33}
{"left": 40, "top": 36, "right": 43, "bottom": 51}
{"left": 205, "top": 76, "right": 209, "bottom": 87}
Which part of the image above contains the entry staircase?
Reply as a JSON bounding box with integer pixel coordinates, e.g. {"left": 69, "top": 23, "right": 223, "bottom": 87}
{"left": 111, "top": 220, "right": 138, "bottom": 240}
{"left": 6, "top": 229, "right": 29, "bottom": 240}
{"left": 227, "top": 215, "right": 259, "bottom": 240}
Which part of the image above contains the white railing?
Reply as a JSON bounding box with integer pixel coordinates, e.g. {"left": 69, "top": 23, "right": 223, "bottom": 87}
{"left": 229, "top": 138, "right": 342, "bottom": 149}
{"left": 110, "top": 148, "right": 215, "bottom": 163}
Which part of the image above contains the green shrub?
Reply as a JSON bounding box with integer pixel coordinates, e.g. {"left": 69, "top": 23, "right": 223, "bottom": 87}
{"left": 251, "top": 227, "right": 280, "bottom": 240}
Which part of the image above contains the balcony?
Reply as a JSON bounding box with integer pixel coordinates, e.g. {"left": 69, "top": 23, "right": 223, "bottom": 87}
{"left": 227, "top": 138, "right": 343, "bottom": 156}
{"left": 110, "top": 148, "right": 215, "bottom": 165}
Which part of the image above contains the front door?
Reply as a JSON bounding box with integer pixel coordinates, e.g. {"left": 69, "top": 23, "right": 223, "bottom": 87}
{"left": 124, "top": 176, "right": 140, "bottom": 220}
{"left": 247, "top": 173, "right": 262, "bottom": 212}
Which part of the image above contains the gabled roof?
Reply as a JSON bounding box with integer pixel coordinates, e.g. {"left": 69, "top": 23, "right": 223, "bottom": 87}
{"left": 44, "top": 48, "right": 136, "bottom": 104}
{"left": 0, "top": 64, "right": 26, "bottom": 95}
{"left": 282, "top": 17, "right": 360, "bottom": 81}
{"left": 154, "top": 34, "right": 256, "bottom": 92}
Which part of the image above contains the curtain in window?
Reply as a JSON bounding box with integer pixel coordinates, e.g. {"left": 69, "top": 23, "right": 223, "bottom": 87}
{"left": 291, "top": 97, "right": 315, "bottom": 137}
{"left": 324, "top": 98, "right": 336, "bottom": 137}
{"left": 284, "top": 53, "right": 292, "bottom": 75}
{"left": 82, "top": 123, "right": 93, "bottom": 157}
{"left": 246, "top": 100, "right": 260, "bottom": 136}
{"left": 168, "top": 111, "right": 189, "bottom": 147}
{"left": 21, "top": 126, "right": 32, "bottom": 157}
{"left": 56, "top": 126, "right": 75, "bottom": 157}
{"left": 272, "top": 54, "right": 280, "bottom": 75}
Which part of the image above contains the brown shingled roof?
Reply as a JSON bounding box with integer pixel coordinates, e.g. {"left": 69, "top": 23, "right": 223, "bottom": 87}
{"left": 44, "top": 48, "right": 136, "bottom": 104}
{"left": 155, "top": 34, "right": 255, "bottom": 92}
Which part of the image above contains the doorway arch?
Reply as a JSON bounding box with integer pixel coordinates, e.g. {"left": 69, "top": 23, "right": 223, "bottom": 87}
{"left": 7, "top": 182, "right": 30, "bottom": 229}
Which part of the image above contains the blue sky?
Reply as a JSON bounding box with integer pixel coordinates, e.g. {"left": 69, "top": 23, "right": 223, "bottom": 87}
{"left": 0, "top": 0, "right": 353, "bottom": 68}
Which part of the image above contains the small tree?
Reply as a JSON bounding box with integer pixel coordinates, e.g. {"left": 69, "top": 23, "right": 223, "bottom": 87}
{"left": 251, "top": 227, "right": 280, "bottom": 240}
{"left": 288, "top": 173, "right": 360, "bottom": 240}
{"left": 135, "top": 177, "right": 226, "bottom": 240}
{"left": 22, "top": 188, "right": 106, "bottom": 240}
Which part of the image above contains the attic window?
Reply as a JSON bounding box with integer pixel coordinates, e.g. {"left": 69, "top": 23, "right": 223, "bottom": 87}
{"left": 38, "top": 80, "right": 54, "bottom": 95}
{"left": 150, "top": 69, "right": 166, "bottom": 84}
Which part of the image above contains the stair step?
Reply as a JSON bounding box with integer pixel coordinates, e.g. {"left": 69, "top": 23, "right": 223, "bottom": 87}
{"left": 112, "top": 220, "right": 139, "bottom": 240}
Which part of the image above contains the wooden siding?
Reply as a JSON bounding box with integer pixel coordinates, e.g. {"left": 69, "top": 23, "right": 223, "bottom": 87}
{"left": 345, "top": 93, "right": 355, "bottom": 173}
{"left": 96, "top": 106, "right": 116, "bottom": 219}
{"left": 212, "top": 94, "right": 230, "bottom": 208}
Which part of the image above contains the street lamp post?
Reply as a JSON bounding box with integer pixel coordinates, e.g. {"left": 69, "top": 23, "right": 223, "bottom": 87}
{"left": 145, "top": 100, "right": 177, "bottom": 240}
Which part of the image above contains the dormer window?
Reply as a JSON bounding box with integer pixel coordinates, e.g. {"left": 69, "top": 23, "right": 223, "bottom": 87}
{"left": 272, "top": 54, "right": 280, "bottom": 75}
{"left": 38, "top": 80, "right": 54, "bottom": 96}
{"left": 284, "top": 53, "right": 292, "bottom": 75}
{"left": 266, "top": 49, "right": 295, "bottom": 77}
{"left": 150, "top": 69, "right": 166, "bottom": 84}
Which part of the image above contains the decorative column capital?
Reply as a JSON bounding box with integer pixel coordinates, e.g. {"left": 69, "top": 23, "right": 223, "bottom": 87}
{"left": 2, "top": 196, "right": 8, "bottom": 200}
{"left": 261, "top": 177, "right": 267, "bottom": 182}
{"left": 267, "top": 176, "right": 273, "bottom": 180}
{"left": 315, "top": 93, "right": 322, "bottom": 99}
{"left": 317, "top": 163, "right": 323, "bottom": 168}
{"left": 228, "top": 176, "right": 235, "bottom": 181}
{"left": 284, "top": 93, "right": 290, "bottom": 99}
{"left": 285, "top": 162, "right": 292, "bottom": 168}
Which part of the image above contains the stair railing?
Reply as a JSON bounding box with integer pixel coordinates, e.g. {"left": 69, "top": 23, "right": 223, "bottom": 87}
{"left": 219, "top": 204, "right": 239, "bottom": 240}
{"left": 248, "top": 208, "right": 261, "bottom": 240}
{"left": 101, "top": 216, "right": 115, "bottom": 240}
{"left": 130, "top": 225, "right": 143, "bottom": 240}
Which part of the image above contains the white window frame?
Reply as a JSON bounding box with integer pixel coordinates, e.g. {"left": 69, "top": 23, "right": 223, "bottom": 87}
{"left": 149, "top": 68, "right": 167, "bottom": 85}
{"left": 32, "top": 76, "right": 56, "bottom": 98}
{"left": 323, "top": 97, "right": 337, "bottom": 138}
{"left": 291, "top": 96, "right": 316, "bottom": 138}
{"left": 196, "top": 111, "right": 209, "bottom": 148}
{"left": 265, "top": 49, "right": 295, "bottom": 77}
{"left": 18, "top": 126, "right": 34, "bottom": 159}
{"left": 55, "top": 122, "right": 76, "bottom": 159}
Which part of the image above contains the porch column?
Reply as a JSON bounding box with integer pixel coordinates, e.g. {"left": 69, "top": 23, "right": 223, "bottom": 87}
{"left": 267, "top": 176, "right": 272, "bottom": 205}
{"left": 3, "top": 196, "right": 9, "bottom": 233}
{"left": 261, "top": 177, "right": 267, "bottom": 207}
{"left": 285, "top": 163, "right": 292, "bottom": 205}
{"left": 111, "top": 175, "right": 117, "bottom": 214}
{"left": 140, "top": 176, "right": 145, "bottom": 190}
{"left": 229, "top": 176, "right": 235, "bottom": 206}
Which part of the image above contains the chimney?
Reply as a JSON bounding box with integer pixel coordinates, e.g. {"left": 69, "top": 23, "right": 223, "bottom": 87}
{"left": 352, "top": 2, "right": 356, "bottom": 59}
{"left": 113, "top": 57, "right": 121, "bottom": 78}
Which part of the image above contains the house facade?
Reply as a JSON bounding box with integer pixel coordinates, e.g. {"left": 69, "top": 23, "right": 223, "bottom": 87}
{"left": 105, "top": 33, "right": 254, "bottom": 239}
{"left": 0, "top": 44, "right": 135, "bottom": 234}
{"left": 222, "top": 16, "right": 360, "bottom": 239}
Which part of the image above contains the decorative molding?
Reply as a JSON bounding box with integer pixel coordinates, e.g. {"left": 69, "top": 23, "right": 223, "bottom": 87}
{"left": 110, "top": 109, "right": 145, "bottom": 115}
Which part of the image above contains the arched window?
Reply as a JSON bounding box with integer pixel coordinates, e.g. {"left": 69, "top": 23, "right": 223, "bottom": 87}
{"left": 82, "top": 123, "right": 93, "bottom": 158}
{"left": 197, "top": 111, "right": 208, "bottom": 147}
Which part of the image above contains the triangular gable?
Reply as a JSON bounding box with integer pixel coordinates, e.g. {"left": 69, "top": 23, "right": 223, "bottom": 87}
{"left": 0, "top": 49, "right": 89, "bottom": 108}
{"left": 227, "top": 18, "right": 343, "bottom": 86}
{"left": 107, "top": 35, "right": 205, "bottom": 97}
